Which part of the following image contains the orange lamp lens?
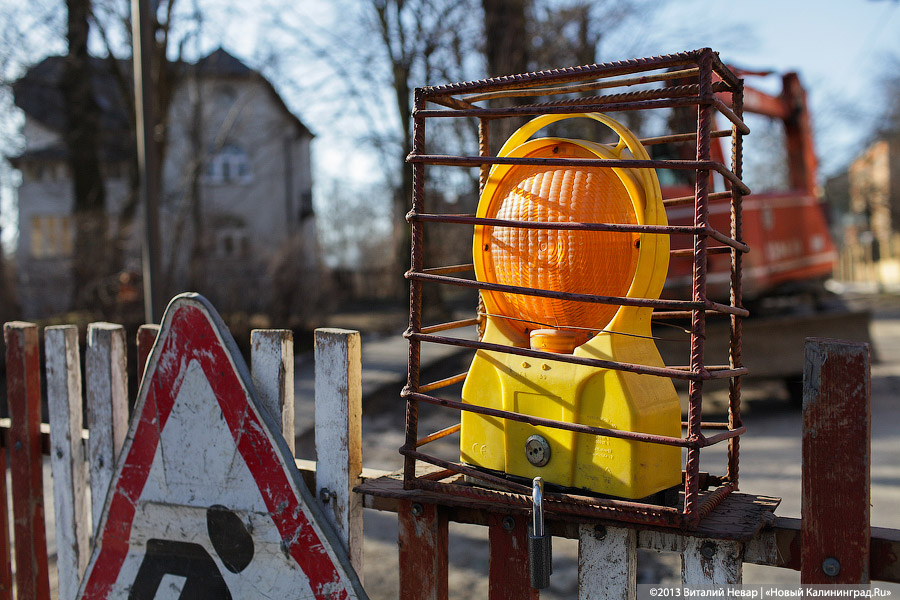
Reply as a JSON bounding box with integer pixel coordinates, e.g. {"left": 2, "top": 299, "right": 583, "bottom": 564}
{"left": 480, "top": 143, "right": 639, "bottom": 339}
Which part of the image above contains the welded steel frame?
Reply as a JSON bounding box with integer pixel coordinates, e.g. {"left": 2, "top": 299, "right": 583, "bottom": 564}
{"left": 400, "top": 48, "right": 747, "bottom": 529}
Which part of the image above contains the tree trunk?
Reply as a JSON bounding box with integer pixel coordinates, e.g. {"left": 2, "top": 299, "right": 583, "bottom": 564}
{"left": 482, "top": 0, "right": 530, "bottom": 152}
{"left": 63, "top": 0, "right": 109, "bottom": 311}
{"left": 187, "top": 75, "right": 205, "bottom": 292}
{"left": 393, "top": 62, "right": 413, "bottom": 300}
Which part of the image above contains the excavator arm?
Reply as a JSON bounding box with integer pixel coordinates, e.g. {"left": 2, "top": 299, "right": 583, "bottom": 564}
{"left": 716, "top": 69, "right": 819, "bottom": 198}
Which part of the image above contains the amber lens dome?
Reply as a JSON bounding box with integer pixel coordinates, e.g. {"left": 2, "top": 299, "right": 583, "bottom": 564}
{"left": 480, "top": 142, "right": 639, "bottom": 338}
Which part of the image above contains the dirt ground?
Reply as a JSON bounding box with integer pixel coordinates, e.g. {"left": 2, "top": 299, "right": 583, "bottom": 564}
{"left": 321, "top": 298, "right": 900, "bottom": 598}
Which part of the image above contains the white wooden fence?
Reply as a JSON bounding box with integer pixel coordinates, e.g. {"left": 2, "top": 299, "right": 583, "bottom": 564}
{"left": 1, "top": 322, "right": 897, "bottom": 599}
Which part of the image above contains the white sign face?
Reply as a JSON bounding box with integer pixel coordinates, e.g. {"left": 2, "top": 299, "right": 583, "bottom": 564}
{"left": 77, "top": 294, "right": 367, "bottom": 600}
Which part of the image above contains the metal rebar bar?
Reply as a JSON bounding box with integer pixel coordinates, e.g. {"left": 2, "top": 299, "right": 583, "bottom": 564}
{"left": 479, "top": 117, "right": 490, "bottom": 194}
{"left": 728, "top": 81, "right": 746, "bottom": 488}
{"left": 683, "top": 49, "right": 715, "bottom": 526}
{"left": 664, "top": 190, "right": 733, "bottom": 207}
{"left": 422, "top": 263, "right": 474, "bottom": 275}
{"left": 418, "top": 372, "right": 468, "bottom": 393}
{"left": 416, "top": 96, "right": 717, "bottom": 120}
{"left": 671, "top": 246, "right": 731, "bottom": 258}
{"left": 697, "top": 484, "right": 735, "bottom": 521}
{"left": 499, "top": 83, "right": 733, "bottom": 113}
{"left": 712, "top": 96, "right": 751, "bottom": 135}
{"left": 405, "top": 271, "right": 713, "bottom": 311}
{"left": 461, "top": 68, "right": 702, "bottom": 103}
{"left": 651, "top": 310, "right": 727, "bottom": 320}
{"left": 422, "top": 49, "right": 704, "bottom": 98}
{"left": 681, "top": 421, "right": 731, "bottom": 430}
{"left": 408, "top": 211, "right": 703, "bottom": 235}
{"left": 705, "top": 226, "right": 750, "bottom": 253}
{"left": 641, "top": 130, "right": 731, "bottom": 146}
{"left": 405, "top": 332, "right": 747, "bottom": 381}
{"left": 404, "top": 155, "right": 751, "bottom": 195}
{"left": 415, "top": 424, "right": 462, "bottom": 448}
{"left": 420, "top": 318, "right": 480, "bottom": 335}
{"left": 403, "top": 458, "right": 685, "bottom": 526}
{"left": 705, "top": 300, "right": 749, "bottom": 317}
{"left": 404, "top": 90, "right": 427, "bottom": 488}
{"left": 702, "top": 427, "right": 747, "bottom": 446}
{"left": 400, "top": 398, "right": 707, "bottom": 449}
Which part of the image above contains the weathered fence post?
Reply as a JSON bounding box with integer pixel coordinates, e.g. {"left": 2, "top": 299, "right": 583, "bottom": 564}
{"left": 4, "top": 322, "right": 50, "bottom": 599}
{"left": 314, "top": 328, "right": 364, "bottom": 577}
{"left": 488, "top": 512, "right": 537, "bottom": 600}
{"left": 398, "top": 500, "right": 448, "bottom": 600}
{"left": 0, "top": 441, "right": 10, "bottom": 600}
{"left": 252, "top": 329, "right": 295, "bottom": 454}
{"left": 85, "top": 322, "right": 129, "bottom": 534}
{"left": 579, "top": 524, "right": 637, "bottom": 600}
{"left": 681, "top": 538, "right": 743, "bottom": 584}
{"left": 801, "top": 338, "right": 871, "bottom": 583}
{"left": 45, "top": 326, "right": 90, "bottom": 600}
{"left": 0, "top": 436, "right": 13, "bottom": 600}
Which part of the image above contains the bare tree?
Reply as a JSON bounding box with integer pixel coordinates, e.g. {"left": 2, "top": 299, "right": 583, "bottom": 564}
{"left": 91, "top": 0, "right": 197, "bottom": 299}
{"left": 263, "top": 0, "right": 479, "bottom": 299}
{"left": 874, "top": 53, "right": 900, "bottom": 141}
{"left": 64, "top": 0, "right": 110, "bottom": 310}
{"left": 481, "top": 0, "right": 530, "bottom": 150}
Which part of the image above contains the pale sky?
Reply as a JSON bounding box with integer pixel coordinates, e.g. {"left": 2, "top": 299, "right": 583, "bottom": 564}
{"left": 620, "top": 0, "right": 900, "bottom": 176}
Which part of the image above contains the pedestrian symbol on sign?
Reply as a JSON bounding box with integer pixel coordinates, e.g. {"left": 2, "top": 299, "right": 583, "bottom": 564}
{"left": 128, "top": 506, "right": 253, "bottom": 599}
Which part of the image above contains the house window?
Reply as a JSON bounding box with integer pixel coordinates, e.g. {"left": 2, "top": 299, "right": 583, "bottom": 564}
{"left": 217, "top": 229, "right": 250, "bottom": 258}
{"left": 24, "top": 163, "right": 45, "bottom": 182}
{"left": 30, "top": 215, "right": 74, "bottom": 258}
{"left": 298, "top": 190, "right": 314, "bottom": 221}
{"left": 204, "top": 145, "right": 253, "bottom": 185}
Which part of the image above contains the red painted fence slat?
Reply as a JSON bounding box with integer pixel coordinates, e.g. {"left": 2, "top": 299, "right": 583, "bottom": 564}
{"left": 0, "top": 447, "right": 12, "bottom": 600}
{"left": 801, "top": 338, "right": 871, "bottom": 584}
{"left": 136, "top": 324, "right": 159, "bottom": 383}
{"left": 488, "top": 513, "right": 539, "bottom": 600}
{"left": 4, "top": 322, "right": 51, "bottom": 599}
{"left": 398, "top": 500, "right": 448, "bottom": 600}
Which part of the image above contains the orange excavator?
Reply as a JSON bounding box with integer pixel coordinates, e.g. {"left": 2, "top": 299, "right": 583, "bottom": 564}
{"left": 657, "top": 68, "right": 870, "bottom": 402}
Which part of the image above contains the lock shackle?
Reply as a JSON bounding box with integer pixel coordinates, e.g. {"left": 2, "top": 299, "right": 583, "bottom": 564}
{"left": 532, "top": 477, "right": 545, "bottom": 537}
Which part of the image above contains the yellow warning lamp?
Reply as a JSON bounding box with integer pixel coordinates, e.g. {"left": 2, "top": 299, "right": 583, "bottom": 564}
{"left": 460, "top": 113, "right": 682, "bottom": 500}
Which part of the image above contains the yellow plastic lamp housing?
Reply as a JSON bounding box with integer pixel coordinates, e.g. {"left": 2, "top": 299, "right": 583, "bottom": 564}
{"left": 461, "top": 113, "right": 682, "bottom": 500}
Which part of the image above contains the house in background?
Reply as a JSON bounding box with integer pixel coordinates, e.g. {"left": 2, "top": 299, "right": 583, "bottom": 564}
{"left": 11, "top": 48, "right": 319, "bottom": 320}
{"left": 839, "top": 137, "right": 900, "bottom": 285}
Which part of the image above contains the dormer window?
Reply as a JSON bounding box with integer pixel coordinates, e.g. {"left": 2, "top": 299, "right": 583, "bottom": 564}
{"left": 204, "top": 145, "right": 253, "bottom": 185}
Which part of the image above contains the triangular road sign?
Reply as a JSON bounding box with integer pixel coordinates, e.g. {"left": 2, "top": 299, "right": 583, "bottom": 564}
{"left": 77, "top": 293, "right": 368, "bottom": 599}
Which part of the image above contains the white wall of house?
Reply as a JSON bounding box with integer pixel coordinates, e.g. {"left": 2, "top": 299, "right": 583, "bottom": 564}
{"left": 159, "top": 74, "right": 317, "bottom": 314}
{"left": 22, "top": 120, "right": 59, "bottom": 153}
{"left": 16, "top": 147, "right": 136, "bottom": 317}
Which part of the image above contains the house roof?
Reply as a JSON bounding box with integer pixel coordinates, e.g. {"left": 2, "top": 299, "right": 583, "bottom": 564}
{"left": 13, "top": 55, "right": 132, "bottom": 138}
{"left": 12, "top": 47, "right": 312, "bottom": 162}
{"left": 195, "top": 48, "right": 255, "bottom": 77}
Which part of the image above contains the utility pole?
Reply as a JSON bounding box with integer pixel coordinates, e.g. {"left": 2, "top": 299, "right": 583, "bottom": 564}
{"left": 132, "top": 0, "right": 162, "bottom": 323}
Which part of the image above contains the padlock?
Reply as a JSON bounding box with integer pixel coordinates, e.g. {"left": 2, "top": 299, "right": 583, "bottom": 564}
{"left": 529, "top": 477, "right": 552, "bottom": 589}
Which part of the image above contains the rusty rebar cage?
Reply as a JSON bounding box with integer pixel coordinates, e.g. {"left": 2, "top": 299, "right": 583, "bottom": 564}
{"left": 401, "top": 48, "right": 748, "bottom": 529}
